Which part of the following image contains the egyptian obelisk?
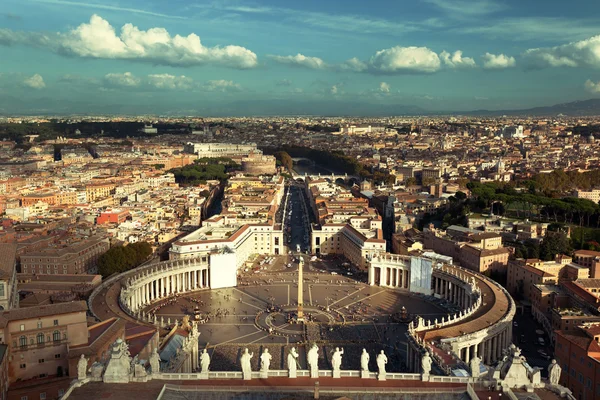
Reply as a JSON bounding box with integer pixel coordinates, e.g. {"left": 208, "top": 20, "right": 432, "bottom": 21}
{"left": 297, "top": 256, "right": 304, "bottom": 321}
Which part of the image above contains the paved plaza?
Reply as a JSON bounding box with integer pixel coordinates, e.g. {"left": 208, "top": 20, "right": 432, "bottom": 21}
{"left": 143, "top": 258, "right": 447, "bottom": 373}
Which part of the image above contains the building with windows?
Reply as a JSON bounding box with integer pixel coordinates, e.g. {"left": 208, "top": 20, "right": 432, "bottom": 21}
{"left": 20, "top": 236, "right": 109, "bottom": 275}
{"left": 573, "top": 249, "right": 600, "bottom": 278}
{"left": 0, "top": 244, "right": 18, "bottom": 311}
{"left": 183, "top": 142, "right": 259, "bottom": 158}
{"left": 554, "top": 323, "right": 600, "bottom": 400}
{"left": 0, "top": 301, "right": 88, "bottom": 400}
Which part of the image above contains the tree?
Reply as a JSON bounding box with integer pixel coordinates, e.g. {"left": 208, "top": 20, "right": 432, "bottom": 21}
{"left": 97, "top": 242, "right": 153, "bottom": 277}
{"left": 539, "top": 232, "right": 571, "bottom": 261}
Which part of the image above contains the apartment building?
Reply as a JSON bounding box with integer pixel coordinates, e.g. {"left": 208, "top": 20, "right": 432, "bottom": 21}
{"left": 573, "top": 250, "right": 600, "bottom": 278}
{"left": 20, "top": 236, "right": 109, "bottom": 275}
{"left": 507, "top": 256, "right": 588, "bottom": 303}
{"left": 0, "top": 301, "right": 88, "bottom": 400}
{"left": 424, "top": 226, "right": 510, "bottom": 275}
{"left": 554, "top": 324, "right": 600, "bottom": 400}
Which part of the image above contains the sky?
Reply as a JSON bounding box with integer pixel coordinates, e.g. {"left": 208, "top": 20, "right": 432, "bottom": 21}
{"left": 1, "top": 0, "right": 600, "bottom": 115}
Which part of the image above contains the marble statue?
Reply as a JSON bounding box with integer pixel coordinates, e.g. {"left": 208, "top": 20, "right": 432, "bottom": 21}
{"left": 103, "top": 338, "right": 132, "bottom": 383}
{"left": 307, "top": 344, "right": 319, "bottom": 378}
{"left": 149, "top": 348, "right": 160, "bottom": 374}
{"left": 377, "top": 350, "right": 388, "bottom": 380}
{"left": 548, "top": 359, "right": 562, "bottom": 386}
{"left": 200, "top": 349, "right": 210, "bottom": 373}
{"left": 331, "top": 347, "right": 344, "bottom": 378}
{"left": 260, "top": 349, "right": 272, "bottom": 372}
{"left": 360, "top": 349, "right": 370, "bottom": 372}
{"left": 77, "top": 354, "right": 88, "bottom": 380}
{"left": 287, "top": 347, "right": 299, "bottom": 378}
{"left": 470, "top": 355, "right": 481, "bottom": 378}
{"left": 241, "top": 348, "right": 254, "bottom": 380}
{"left": 421, "top": 352, "right": 432, "bottom": 376}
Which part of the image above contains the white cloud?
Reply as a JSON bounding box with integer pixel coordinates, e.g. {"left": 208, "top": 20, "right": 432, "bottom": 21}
{"left": 147, "top": 74, "right": 194, "bottom": 90}
{"left": 0, "top": 14, "right": 258, "bottom": 69}
{"left": 269, "top": 53, "right": 327, "bottom": 69}
{"left": 340, "top": 57, "right": 368, "bottom": 72}
{"left": 330, "top": 85, "right": 339, "bottom": 95}
{"left": 205, "top": 80, "right": 241, "bottom": 92}
{"left": 424, "top": 0, "right": 504, "bottom": 16}
{"left": 23, "top": 74, "right": 45, "bottom": 89}
{"left": 104, "top": 72, "right": 140, "bottom": 87}
{"left": 276, "top": 79, "right": 292, "bottom": 87}
{"left": 379, "top": 82, "right": 390, "bottom": 93}
{"left": 440, "top": 50, "right": 476, "bottom": 68}
{"left": 456, "top": 17, "right": 600, "bottom": 43}
{"left": 482, "top": 53, "right": 516, "bottom": 69}
{"left": 523, "top": 35, "right": 600, "bottom": 69}
{"left": 369, "top": 46, "right": 441, "bottom": 73}
{"left": 28, "top": 0, "right": 187, "bottom": 19}
{"left": 585, "top": 79, "right": 600, "bottom": 93}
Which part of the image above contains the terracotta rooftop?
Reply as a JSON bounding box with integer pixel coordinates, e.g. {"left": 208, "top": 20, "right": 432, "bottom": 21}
{"left": 422, "top": 267, "right": 511, "bottom": 341}
{"left": 0, "top": 300, "right": 87, "bottom": 327}
{"left": 0, "top": 243, "right": 17, "bottom": 280}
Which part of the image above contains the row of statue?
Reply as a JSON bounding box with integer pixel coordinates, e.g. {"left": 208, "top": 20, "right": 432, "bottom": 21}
{"left": 229, "top": 345, "right": 390, "bottom": 379}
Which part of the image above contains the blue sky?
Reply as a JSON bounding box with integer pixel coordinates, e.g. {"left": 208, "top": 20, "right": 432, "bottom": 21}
{"left": 1, "top": 0, "right": 600, "bottom": 115}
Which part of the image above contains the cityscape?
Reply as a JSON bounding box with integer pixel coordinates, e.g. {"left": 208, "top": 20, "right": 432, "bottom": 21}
{"left": 1, "top": 1, "right": 600, "bottom": 400}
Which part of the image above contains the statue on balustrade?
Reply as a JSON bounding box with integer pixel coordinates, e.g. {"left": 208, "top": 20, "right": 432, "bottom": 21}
{"left": 307, "top": 344, "right": 319, "bottom": 378}
{"left": 377, "top": 350, "right": 388, "bottom": 378}
{"left": 287, "top": 347, "right": 299, "bottom": 378}
{"left": 421, "top": 351, "right": 432, "bottom": 375}
{"left": 260, "top": 349, "right": 272, "bottom": 372}
{"left": 548, "top": 359, "right": 562, "bottom": 386}
{"left": 77, "top": 354, "right": 88, "bottom": 381}
{"left": 331, "top": 347, "right": 344, "bottom": 377}
{"left": 240, "top": 348, "right": 254, "bottom": 380}
{"left": 149, "top": 348, "right": 160, "bottom": 374}
{"left": 360, "top": 348, "right": 370, "bottom": 372}
{"left": 200, "top": 349, "right": 210, "bottom": 373}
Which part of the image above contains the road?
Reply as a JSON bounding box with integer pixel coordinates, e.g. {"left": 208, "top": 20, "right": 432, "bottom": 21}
{"left": 512, "top": 312, "right": 553, "bottom": 376}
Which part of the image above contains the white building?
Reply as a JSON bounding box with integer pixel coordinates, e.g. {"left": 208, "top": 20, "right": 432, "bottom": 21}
{"left": 183, "top": 143, "right": 260, "bottom": 158}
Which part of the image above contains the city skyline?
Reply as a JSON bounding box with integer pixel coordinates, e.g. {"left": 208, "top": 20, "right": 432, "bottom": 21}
{"left": 1, "top": 0, "right": 600, "bottom": 114}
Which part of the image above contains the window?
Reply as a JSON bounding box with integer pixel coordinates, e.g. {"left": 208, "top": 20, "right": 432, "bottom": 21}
{"left": 37, "top": 321, "right": 42, "bottom": 329}
{"left": 19, "top": 336, "right": 26, "bottom": 347}
{"left": 54, "top": 354, "right": 60, "bottom": 359}
{"left": 36, "top": 333, "right": 44, "bottom": 344}
{"left": 19, "top": 363, "right": 26, "bottom": 369}
{"left": 38, "top": 359, "right": 44, "bottom": 363}
{"left": 20, "top": 324, "right": 25, "bottom": 331}
{"left": 58, "top": 390, "right": 64, "bottom": 397}
{"left": 53, "top": 319, "right": 58, "bottom": 326}
{"left": 0, "top": 283, "right": 4, "bottom": 297}
{"left": 40, "top": 393, "right": 46, "bottom": 400}
{"left": 53, "top": 330, "right": 60, "bottom": 341}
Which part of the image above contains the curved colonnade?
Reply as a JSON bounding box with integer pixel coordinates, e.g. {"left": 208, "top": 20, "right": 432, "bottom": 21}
{"left": 116, "top": 258, "right": 211, "bottom": 323}
{"left": 89, "top": 256, "right": 515, "bottom": 378}
{"left": 407, "top": 264, "right": 515, "bottom": 374}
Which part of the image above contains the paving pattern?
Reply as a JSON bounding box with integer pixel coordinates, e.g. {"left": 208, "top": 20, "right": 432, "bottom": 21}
{"left": 141, "top": 267, "right": 447, "bottom": 372}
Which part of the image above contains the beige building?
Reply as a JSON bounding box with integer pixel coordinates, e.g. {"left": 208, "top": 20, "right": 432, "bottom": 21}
{"left": 424, "top": 227, "right": 510, "bottom": 275}
{"left": 20, "top": 236, "right": 110, "bottom": 275}
{"left": 0, "top": 301, "right": 88, "bottom": 398}
{"left": 573, "top": 249, "right": 600, "bottom": 278}
{"left": 507, "top": 257, "right": 588, "bottom": 304}
{"left": 575, "top": 189, "right": 600, "bottom": 203}
{"left": 0, "top": 244, "right": 18, "bottom": 311}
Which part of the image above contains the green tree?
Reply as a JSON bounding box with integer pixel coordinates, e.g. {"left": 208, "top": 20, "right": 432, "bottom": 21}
{"left": 97, "top": 242, "right": 153, "bottom": 277}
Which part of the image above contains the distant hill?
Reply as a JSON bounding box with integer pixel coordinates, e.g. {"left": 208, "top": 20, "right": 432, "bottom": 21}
{"left": 458, "top": 98, "right": 600, "bottom": 117}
